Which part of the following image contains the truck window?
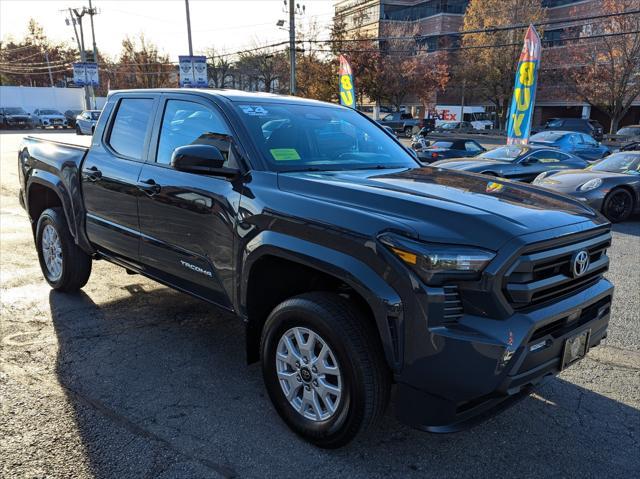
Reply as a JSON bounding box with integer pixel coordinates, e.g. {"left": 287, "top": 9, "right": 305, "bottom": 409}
{"left": 108, "top": 98, "right": 154, "bottom": 160}
{"left": 156, "top": 99, "right": 231, "bottom": 165}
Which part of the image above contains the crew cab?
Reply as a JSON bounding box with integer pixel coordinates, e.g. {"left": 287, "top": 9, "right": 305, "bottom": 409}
{"left": 18, "top": 89, "right": 614, "bottom": 448}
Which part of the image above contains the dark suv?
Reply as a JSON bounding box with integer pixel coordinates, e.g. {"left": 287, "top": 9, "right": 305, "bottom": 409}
{"left": 541, "top": 118, "right": 604, "bottom": 141}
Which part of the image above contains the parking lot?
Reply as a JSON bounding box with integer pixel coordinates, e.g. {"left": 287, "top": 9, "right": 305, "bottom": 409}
{"left": 1, "top": 130, "right": 639, "bottom": 478}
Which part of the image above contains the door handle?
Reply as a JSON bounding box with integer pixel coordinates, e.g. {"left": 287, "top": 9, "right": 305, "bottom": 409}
{"left": 138, "top": 178, "right": 161, "bottom": 196}
{"left": 82, "top": 165, "right": 102, "bottom": 181}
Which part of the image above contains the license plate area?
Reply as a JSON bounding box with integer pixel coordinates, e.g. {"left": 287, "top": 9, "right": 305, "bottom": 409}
{"left": 561, "top": 329, "right": 590, "bottom": 370}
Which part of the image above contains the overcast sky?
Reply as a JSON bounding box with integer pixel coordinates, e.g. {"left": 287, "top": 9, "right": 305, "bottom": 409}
{"left": 0, "top": 0, "right": 335, "bottom": 60}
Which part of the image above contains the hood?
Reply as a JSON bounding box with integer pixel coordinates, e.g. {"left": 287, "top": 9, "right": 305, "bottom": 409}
{"left": 431, "top": 158, "right": 508, "bottom": 171}
{"left": 278, "top": 167, "right": 597, "bottom": 251}
{"left": 536, "top": 169, "right": 630, "bottom": 192}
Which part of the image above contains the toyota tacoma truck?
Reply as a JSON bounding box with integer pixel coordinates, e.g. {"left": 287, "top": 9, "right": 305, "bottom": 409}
{"left": 18, "top": 89, "right": 614, "bottom": 448}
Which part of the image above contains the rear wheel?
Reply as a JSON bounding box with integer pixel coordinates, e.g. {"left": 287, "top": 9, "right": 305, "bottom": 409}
{"left": 602, "top": 188, "right": 634, "bottom": 223}
{"left": 261, "top": 292, "right": 390, "bottom": 448}
{"left": 36, "top": 207, "right": 92, "bottom": 291}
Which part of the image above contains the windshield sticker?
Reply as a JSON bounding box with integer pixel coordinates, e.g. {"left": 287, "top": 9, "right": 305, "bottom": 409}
{"left": 239, "top": 105, "right": 268, "bottom": 116}
{"left": 270, "top": 148, "right": 301, "bottom": 161}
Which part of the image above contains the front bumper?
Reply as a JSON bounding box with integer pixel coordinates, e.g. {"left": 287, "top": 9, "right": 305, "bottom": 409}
{"left": 395, "top": 277, "right": 613, "bottom": 432}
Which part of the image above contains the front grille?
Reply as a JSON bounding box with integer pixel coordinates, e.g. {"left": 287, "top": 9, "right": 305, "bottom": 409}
{"left": 504, "top": 229, "right": 611, "bottom": 310}
{"left": 443, "top": 285, "right": 463, "bottom": 320}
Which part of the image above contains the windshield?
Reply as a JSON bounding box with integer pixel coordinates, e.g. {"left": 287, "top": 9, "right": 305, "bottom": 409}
{"left": 478, "top": 146, "right": 526, "bottom": 162}
{"left": 5, "top": 108, "right": 27, "bottom": 115}
{"left": 530, "top": 131, "right": 566, "bottom": 142}
{"left": 589, "top": 153, "right": 640, "bottom": 174}
{"left": 41, "top": 109, "right": 62, "bottom": 115}
{"left": 440, "top": 122, "right": 457, "bottom": 129}
{"left": 233, "top": 102, "right": 418, "bottom": 171}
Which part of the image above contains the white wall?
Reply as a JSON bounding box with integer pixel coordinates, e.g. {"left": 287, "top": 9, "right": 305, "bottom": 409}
{"left": 0, "top": 86, "right": 104, "bottom": 113}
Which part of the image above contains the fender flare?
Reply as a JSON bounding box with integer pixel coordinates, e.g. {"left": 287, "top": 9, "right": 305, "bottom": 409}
{"left": 240, "top": 231, "right": 404, "bottom": 370}
{"left": 26, "top": 171, "right": 94, "bottom": 253}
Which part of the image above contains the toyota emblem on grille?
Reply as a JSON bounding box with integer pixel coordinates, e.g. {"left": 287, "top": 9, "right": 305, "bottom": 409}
{"left": 572, "top": 250, "right": 590, "bottom": 278}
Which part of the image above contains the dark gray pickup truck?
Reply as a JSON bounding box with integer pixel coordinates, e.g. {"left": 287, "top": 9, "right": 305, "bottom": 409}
{"left": 19, "top": 89, "right": 614, "bottom": 448}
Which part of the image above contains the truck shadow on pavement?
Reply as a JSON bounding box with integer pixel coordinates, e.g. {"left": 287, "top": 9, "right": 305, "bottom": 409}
{"left": 49, "top": 287, "right": 639, "bottom": 479}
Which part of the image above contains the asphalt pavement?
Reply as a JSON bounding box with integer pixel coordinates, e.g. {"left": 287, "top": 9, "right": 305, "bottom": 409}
{"left": 1, "top": 130, "right": 639, "bottom": 479}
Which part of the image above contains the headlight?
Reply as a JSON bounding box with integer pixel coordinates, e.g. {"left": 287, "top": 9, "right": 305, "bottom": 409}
{"left": 379, "top": 233, "right": 495, "bottom": 284}
{"left": 578, "top": 178, "right": 602, "bottom": 191}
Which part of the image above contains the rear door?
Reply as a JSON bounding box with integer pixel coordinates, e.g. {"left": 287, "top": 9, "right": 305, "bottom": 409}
{"left": 82, "top": 94, "right": 158, "bottom": 260}
{"left": 136, "top": 94, "right": 241, "bottom": 307}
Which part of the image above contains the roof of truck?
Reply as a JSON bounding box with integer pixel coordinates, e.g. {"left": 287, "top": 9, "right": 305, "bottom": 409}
{"left": 109, "top": 88, "right": 337, "bottom": 107}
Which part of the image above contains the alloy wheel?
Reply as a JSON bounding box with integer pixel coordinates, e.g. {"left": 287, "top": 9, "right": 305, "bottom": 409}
{"left": 275, "top": 326, "right": 342, "bottom": 422}
{"left": 41, "top": 224, "right": 63, "bottom": 281}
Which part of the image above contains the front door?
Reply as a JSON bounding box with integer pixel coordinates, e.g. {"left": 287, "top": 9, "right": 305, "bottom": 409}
{"left": 137, "top": 96, "right": 241, "bottom": 307}
{"left": 82, "top": 95, "right": 158, "bottom": 260}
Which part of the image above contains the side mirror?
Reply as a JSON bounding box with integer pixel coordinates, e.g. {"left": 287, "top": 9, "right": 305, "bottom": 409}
{"left": 171, "top": 144, "right": 239, "bottom": 177}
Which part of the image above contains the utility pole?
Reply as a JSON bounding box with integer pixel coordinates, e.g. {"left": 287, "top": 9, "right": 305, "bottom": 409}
{"left": 288, "top": 0, "right": 295, "bottom": 95}
{"left": 73, "top": 8, "right": 92, "bottom": 109}
{"left": 284, "top": 0, "right": 304, "bottom": 95}
{"left": 88, "top": 0, "right": 98, "bottom": 65}
{"left": 45, "top": 51, "right": 54, "bottom": 87}
{"left": 185, "top": 0, "right": 193, "bottom": 56}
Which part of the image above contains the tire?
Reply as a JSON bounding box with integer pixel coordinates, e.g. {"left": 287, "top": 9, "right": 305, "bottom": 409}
{"left": 35, "top": 207, "right": 92, "bottom": 292}
{"left": 76, "top": 125, "right": 82, "bottom": 135}
{"left": 602, "top": 188, "right": 634, "bottom": 223}
{"left": 404, "top": 126, "right": 413, "bottom": 138}
{"left": 261, "top": 292, "right": 390, "bottom": 448}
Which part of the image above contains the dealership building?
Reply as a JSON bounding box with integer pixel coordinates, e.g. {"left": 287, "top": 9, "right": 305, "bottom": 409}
{"left": 334, "top": 0, "right": 640, "bottom": 130}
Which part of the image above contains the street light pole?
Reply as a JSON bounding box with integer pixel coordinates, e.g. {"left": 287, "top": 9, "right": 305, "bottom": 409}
{"left": 185, "top": 0, "right": 193, "bottom": 56}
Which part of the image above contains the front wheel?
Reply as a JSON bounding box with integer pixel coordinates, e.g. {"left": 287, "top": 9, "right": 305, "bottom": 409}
{"left": 602, "top": 188, "right": 634, "bottom": 223}
{"left": 261, "top": 292, "right": 390, "bottom": 448}
{"left": 76, "top": 125, "right": 82, "bottom": 135}
{"left": 36, "top": 207, "right": 92, "bottom": 291}
{"left": 404, "top": 126, "right": 413, "bottom": 138}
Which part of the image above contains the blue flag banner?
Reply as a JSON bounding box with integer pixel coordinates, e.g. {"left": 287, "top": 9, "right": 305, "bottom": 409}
{"left": 507, "top": 25, "right": 542, "bottom": 145}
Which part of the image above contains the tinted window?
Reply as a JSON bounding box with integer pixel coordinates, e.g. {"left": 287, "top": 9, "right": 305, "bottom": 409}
{"left": 529, "top": 150, "right": 566, "bottom": 162}
{"left": 156, "top": 100, "right": 231, "bottom": 165}
{"left": 109, "top": 98, "right": 154, "bottom": 160}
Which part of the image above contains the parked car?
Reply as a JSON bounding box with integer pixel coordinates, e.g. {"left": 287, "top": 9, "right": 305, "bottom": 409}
{"left": 619, "top": 141, "right": 640, "bottom": 152}
{"left": 534, "top": 151, "right": 640, "bottom": 222}
{"left": 32, "top": 109, "right": 68, "bottom": 129}
{"left": 19, "top": 89, "right": 613, "bottom": 448}
{"left": 434, "top": 121, "right": 476, "bottom": 134}
{"left": 377, "top": 112, "right": 420, "bottom": 137}
{"left": 432, "top": 145, "right": 589, "bottom": 182}
{"left": 0, "top": 107, "right": 34, "bottom": 129}
{"left": 538, "top": 118, "right": 604, "bottom": 141}
{"left": 415, "top": 138, "right": 486, "bottom": 164}
{"left": 75, "top": 110, "right": 101, "bottom": 135}
{"left": 615, "top": 125, "right": 640, "bottom": 142}
{"left": 529, "top": 130, "right": 610, "bottom": 161}
{"left": 64, "top": 109, "right": 83, "bottom": 128}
